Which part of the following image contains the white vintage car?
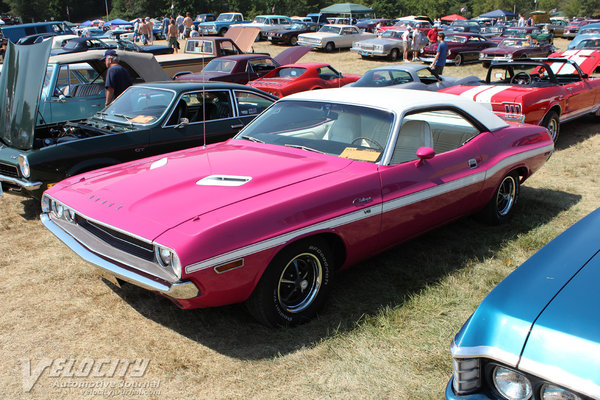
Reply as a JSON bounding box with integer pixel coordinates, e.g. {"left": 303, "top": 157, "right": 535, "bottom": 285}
{"left": 236, "top": 15, "right": 293, "bottom": 40}
{"left": 298, "top": 24, "right": 376, "bottom": 52}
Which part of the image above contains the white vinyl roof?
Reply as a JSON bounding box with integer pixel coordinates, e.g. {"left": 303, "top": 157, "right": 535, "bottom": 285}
{"left": 285, "top": 87, "right": 509, "bottom": 132}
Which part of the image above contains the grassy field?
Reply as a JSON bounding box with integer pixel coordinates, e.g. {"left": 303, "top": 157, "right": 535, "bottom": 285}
{"left": 1, "top": 38, "right": 599, "bottom": 399}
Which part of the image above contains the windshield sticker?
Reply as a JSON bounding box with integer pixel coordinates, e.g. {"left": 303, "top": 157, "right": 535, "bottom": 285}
{"left": 340, "top": 147, "right": 380, "bottom": 162}
{"left": 130, "top": 115, "right": 155, "bottom": 124}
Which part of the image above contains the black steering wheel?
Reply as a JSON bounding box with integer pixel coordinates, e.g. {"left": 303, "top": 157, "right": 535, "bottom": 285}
{"left": 511, "top": 72, "right": 532, "bottom": 85}
{"left": 351, "top": 136, "right": 384, "bottom": 152}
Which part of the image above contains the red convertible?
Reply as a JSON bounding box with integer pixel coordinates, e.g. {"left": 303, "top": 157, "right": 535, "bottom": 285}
{"left": 440, "top": 50, "right": 600, "bottom": 143}
{"left": 246, "top": 62, "right": 360, "bottom": 97}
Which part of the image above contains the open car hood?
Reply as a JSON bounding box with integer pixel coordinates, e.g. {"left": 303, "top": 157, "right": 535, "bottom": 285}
{"left": 0, "top": 40, "right": 51, "bottom": 150}
{"left": 225, "top": 26, "right": 261, "bottom": 53}
{"left": 550, "top": 49, "right": 600, "bottom": 75}
{"left": 273, "top": 46, "right": 312, "bottom": 65}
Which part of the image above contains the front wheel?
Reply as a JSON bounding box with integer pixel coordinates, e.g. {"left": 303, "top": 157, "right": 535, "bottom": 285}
{"left": 389, "top": 48, "right": 399, "bottom": 61}
{"left": 219, "top": 27, "right": 228, "bottom": 36}
{"left": 542, "top": 111, "right": 560, "bottom": 144}
{"left": 289, "top": 35, "right": 298, "bottom": 46}
{"left": 324, "top": 42, "right": 335, "bottom": 52}
{"left": 477, "top": 171, "right": 520, "bottom": 225}
{"left": 454, "top": 54, "right": 463, "bottom": 66}
{"left": 246, "top": 240, "right": 334, "bottom": 327}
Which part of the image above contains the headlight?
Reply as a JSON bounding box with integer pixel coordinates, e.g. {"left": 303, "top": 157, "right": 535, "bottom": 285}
{"left": 18, "top": 154, "right": 30, "bottom": 178}
{"left": 52, "top": 201, "right": 64, "bottom": 219}
{"left": 479, "top": 53, "right": 484, "bottom": 59}
{"left": 492, "top": 366, "right": 532, "bottom": 400}
{"left": 154, "top": 245, "right": 181, "bottom": 278}
{"left": 540, "top": 384, "right": 581, "bottom": 400}
{"left": 507, "top": 53, "right": 513, "bottom": 59}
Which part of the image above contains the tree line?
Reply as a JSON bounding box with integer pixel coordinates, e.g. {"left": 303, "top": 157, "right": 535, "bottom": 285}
{"left": 2, "top": 0, "right": 598, "bottom": 24}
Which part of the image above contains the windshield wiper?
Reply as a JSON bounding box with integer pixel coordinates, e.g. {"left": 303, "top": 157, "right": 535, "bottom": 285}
{"left": 284, "top": 144, "right": 326, "bottom": 154}
{"left": 113, "top": 113, "right": 135, "bottom": 125}
{"left": 240, "top": 135, "right": 265, "bottom": 143}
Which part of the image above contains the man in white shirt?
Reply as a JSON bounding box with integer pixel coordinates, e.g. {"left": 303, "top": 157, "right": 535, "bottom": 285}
{"left": 402, "top": 27, "right": 412, "bottom": 62}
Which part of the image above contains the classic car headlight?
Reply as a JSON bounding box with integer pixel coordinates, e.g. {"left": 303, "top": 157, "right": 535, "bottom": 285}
{"left": 18, "top": 154, "right": 30, "bottom": 178}
{"left": 52, "top": 201, "right": 64, "bottom": 219}
{"left": 492, "top": 366, "right": 532, "bottom": 400}
{"left": 452, "top": 358, "right": 480, "bottom": 394}
{"left": 155, "top": 245, "right": 181, "bottom": 278}
{"left": 45, "top": 196, "right": 78, "bottom": 224}
{"left": 506, "top": 53, "right": 513, "bottom": 59}
{"left": 540, "top": 384, "right": 581, "bottom": 400}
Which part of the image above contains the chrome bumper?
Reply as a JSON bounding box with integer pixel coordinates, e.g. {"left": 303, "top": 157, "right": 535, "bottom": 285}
{"left": 41, "top": 213, "right": 200, "bottom": 300}
{"left": 350, "top": 47, "right": 387, "bottom": 57}
{"left": 0, "top": 173, "right": 43, "bottom": 190}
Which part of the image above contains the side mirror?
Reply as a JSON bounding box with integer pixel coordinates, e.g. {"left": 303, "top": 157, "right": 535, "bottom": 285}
{"left": 175, "top": 118, "right": 189, "bottom": 128}
{"left": 415, "top": 146, "right": 435, "bottom": 166}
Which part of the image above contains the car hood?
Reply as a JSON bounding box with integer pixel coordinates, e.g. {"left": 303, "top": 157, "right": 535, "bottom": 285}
{"left": 47, "top": 140, "right": 352, "bottom": 241}
{"left": 453, "top": 208, "right": 600, "bottom": 368}
{"left": 356, "top": 38, "right": 400, "bottom": 45}
{"left": 518, "top": 249, "right": 600, "bottom": 398}
{"left": 0, "top": 40, "right": 51, "bottom": 150}
{"left": 550, "top": 49, "right": 600, "bottom": 75}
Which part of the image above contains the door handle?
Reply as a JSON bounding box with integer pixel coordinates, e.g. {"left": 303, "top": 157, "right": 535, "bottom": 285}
{"left": 231, "top": 124, "right": 244, "bottom": 129}
{"left": 134, "top": 148, "right": 145, "bottom": 153}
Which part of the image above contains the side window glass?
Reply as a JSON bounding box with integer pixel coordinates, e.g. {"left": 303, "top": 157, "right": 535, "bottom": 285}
{"left": 234, "top": 91, "right": 275, "bottom": 116}
{"left": 391, "top": 109, "right": 480, "bottom": 164}
{"left": 177, "top": 91, "right": 234, "bottom": 124}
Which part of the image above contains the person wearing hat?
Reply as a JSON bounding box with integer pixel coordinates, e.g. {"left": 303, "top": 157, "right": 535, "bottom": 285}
{"left": 102, "top": 50, "right": 132, "bottom": 106}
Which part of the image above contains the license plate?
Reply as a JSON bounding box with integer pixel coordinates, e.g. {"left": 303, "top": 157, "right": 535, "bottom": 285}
{"left": 360, "top": 51, "right": 371, "bottom": 56}
{"left": 97, "top": 269, "right": 121, "bottom": 288}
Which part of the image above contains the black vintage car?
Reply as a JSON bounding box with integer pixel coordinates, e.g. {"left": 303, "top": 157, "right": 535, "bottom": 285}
{"left": 266, "top": 22, "right": 320, "bottom": 45}
{"left": 0, "top": 82, "right": 277, "bottom": 199}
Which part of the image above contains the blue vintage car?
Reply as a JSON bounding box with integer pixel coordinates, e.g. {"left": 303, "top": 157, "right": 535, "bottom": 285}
{"left": 447, "top": 208, "right": 600, "bottom": 400}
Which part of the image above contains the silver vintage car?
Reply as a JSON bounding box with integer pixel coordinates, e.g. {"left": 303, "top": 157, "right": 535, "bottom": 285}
{"left": 350, "top": 29, "right": 428, "bottom": 61}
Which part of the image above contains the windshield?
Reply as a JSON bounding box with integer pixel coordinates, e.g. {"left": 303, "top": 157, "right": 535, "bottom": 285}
{"left": 319, "top": 25, "right": 342, "bottom": 34}
{"left": 203, "top": 59, "right": 236, "bottom": 73}
{"left": 575, "top": 38, "right": 600, "bottom": 48}
{"left": 274, "top": 67, "right": 306, "bottom": 78}
{"left": 254, "top": 17, "right": 267, "bottom": 24}
{"left": 290, "top": 23, "right": 307, "bottom": 29}
{"left": 499, "top": 38, "right": 529, "bottom": 47}
{"left": 580, "top": 27, "right": 600, "bottom": 34}
{"left": 235, "top": 100, "right": 394, "bottom": 163}
{"left": 217, "top": 14, "right": 234, "bottom": 21}
{"left": 100, "top": 86, "right": 175, "bottom": 125}
{"left": 381, "top": 30, "right": 402, "bottom": 39}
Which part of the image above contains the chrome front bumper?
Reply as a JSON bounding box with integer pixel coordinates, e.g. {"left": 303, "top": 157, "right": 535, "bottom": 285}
{"left": 41, "top": 213, "right": 200, "bottom": 300}
{"left": 0, "top": 173, "right": 43, "bottom": 190}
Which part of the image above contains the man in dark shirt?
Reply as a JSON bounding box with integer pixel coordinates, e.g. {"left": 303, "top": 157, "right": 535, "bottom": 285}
{"left": 102, "top": 49, "right": 132, "bottom": 106}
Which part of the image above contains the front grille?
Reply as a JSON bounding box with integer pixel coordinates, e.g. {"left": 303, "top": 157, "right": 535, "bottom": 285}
{"left": 359, "top": 44, "right": 374, "bottom": 50}
{"left": 0, "top": 163, "right": 18, "bottom": 178}
{"left": 75, "top": 215, "right": 155, "bottom": 261}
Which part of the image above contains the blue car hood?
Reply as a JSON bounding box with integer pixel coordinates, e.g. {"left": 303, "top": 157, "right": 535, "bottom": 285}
{"left": 518, "top": 250, "right": 600, "bottom": 398}
{"left": 453, "top": 208, "right": 600, "bottom": 369}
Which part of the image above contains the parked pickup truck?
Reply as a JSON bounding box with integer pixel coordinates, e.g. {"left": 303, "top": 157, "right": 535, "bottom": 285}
{"left": 198, "top": 13, "right": 251, "bottom": 36}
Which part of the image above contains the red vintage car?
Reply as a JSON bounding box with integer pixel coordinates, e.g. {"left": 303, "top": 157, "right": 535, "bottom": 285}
{"left": 246, "top": 62, "right": 361, "bottom": 97}
{"left": 440, "top": 50, "right": 600, "bottom": 143}
{"left": 420, "top": 33, "right": 497, "bottom": 66}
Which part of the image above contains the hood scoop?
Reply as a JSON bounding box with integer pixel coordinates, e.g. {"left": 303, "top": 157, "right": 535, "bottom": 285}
{"left": 196, "top": 175, "right": 252, "bottom": 187}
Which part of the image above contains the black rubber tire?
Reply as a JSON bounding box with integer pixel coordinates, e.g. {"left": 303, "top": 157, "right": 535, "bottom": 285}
{"left": 246, "top": 240, "right": 334, "bottom": 327}
{"left": 542, "top": 110, "right": 560, "bottom": 144}
{"left": 477, "top": 171, "right": 520, "bottom": 225}
{"left": 219, "top": 28, "right": 228, "bottom": 36}
{"left": 482, "top": 61, "right": 490, "bottom": 68}
{"left": 289, "top": 36, "right": 298, "bottom": 46}
{"left": 325, "top": 42, "right": 335, "bottom": 52}
{"left": 454, "top": 54, "right": 463, "bottom": 66}
{"left": 389, "top": 48, "right": 399, "bottom": 61}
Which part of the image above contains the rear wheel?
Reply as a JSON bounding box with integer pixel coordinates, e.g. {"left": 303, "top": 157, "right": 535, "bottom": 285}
{"left": 325, "top": 42, "right": 335, "bottom": 52}
{"left": 542, "top": 111, "right": 560, "bottom": 144}
{"left": 478, "top": 171, "right": 520, "bottom": 225}
{"left": 389, "top": 48, "right": 400, "bottom": 61}
{"left": 246, "top": 240, "right": 334, "bottom": 327}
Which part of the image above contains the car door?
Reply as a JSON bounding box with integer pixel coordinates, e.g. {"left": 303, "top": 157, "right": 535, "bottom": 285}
{"left": 377, "top": 108, "right": 484, "bottom": 248}
{"left": 317, "top": 66, "right": 343, "bottom": 88}
{"left": 341, "top": 27, "right": 360, "bottom": 47}
{"left": 47, "top": 63, "right": 105, "bottom": 123}
{"left": 147, "top": 89, "right": 245, "bottom": 154}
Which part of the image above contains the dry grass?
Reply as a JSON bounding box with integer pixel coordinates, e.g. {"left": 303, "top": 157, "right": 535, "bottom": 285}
{"left": 1, "top": 38, "right": 598, "bottom": 399}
